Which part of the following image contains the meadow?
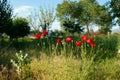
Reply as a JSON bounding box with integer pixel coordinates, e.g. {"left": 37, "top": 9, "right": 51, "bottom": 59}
{"left": 0, "top": 33, "right": 120, "bottom": 80}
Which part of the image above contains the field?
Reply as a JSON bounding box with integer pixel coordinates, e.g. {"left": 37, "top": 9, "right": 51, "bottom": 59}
{"left": 0, "top": 33, "right": 120, "bottom": 80}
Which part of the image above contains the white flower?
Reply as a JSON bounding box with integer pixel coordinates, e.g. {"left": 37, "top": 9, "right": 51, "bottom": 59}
{"left": 16, "top": 66, "right": 21, "bottom": 75}
{"left": 20, "top": 54, "right": 24, "bottom": 61}
{"left": 20, "top": 50, "right": 22, "bottom": 53}
{"left": 16, "top": 53, "right": 18, "bottom": 57}
{"left": 11, "top": 59, "right": 18, "bottom": 67}
{"left": 24, "top": 53, "right": 28, "bottom": 59}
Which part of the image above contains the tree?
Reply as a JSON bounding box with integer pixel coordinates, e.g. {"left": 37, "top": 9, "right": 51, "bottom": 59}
{"left": 56, "top": 0, "right": 102, "bottom": 36}
{"left": 38, "top": 6, "right": 55, "bottom": 30}
{"left": 56, "top": 0, "right": 114, "bottom": 35}
{"left": 63, "top": 20, "right": 84, "bottom": 34}
{"left": 95, "top": 5, "right": 113, "bottom": 34}
{"left": 28, "top": 6, "right": 55, "bottom": 33}
{"left": 78, "top": 0, "right": 99, "bottom": 36}
{"left": 56, "top": 0, "right": 83, "bottom": 34}
{"left": 9, "top": 17, "right": 30, "bottom": 38}
{"left": 28, "top": 10, "right": 39, "bottom": 33}
{"left": 0, "top": 0, "right": 13, "bottom": 34}
{"left": 109, "top": 0, "right": 120, "bottom": 18}
{"left": 109, "top": 0, "right": 120, "bottom": 27}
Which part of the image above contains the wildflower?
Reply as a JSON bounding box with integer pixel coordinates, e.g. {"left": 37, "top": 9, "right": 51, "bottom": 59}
{"left": 81, "top": 36, "right": 88, "bottom": 42}
{"left": 87, "top": 38, "right": 93, "bottom": 44}
{"left": 89, "top": 42, "right": 96, "bottom": 47}
{"left": 24, "top": 54, "right": 28, "bottom": 59}
{"left": 35, "top": 33, "right": 41, "bottom": 39}
{"left": 19, "top": 50, "right": 22, "bottom": 53}
{"left": 56, "top": 38, "right": 61, "bottom": 44}
{"left": 65, "top": 37, "right": 72, "bottom": 42}
{"left": 75, "top": 41, "right": 82, "bottom": 47}
{"left": 42, "top": 30, "right": 48, "bottom": 36}
{"left": 86, "top": 38, "right": 96, "bottom": 47}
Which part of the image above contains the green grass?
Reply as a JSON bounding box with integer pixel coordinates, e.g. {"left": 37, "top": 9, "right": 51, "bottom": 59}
{"left": 0, "top": 54, "right": 120, "bottom": 80}
{"left": 0, "top": 34, "right": 120, "bottom": 80}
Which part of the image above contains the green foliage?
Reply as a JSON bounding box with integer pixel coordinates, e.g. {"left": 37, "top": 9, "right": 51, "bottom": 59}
{"left": 78, "top": 0, "right": 98, "bottom": 24}
{"left": 56, "top": 0, "right": 81, "bottom": 19}
{"left": 63, "top": 20, "right": 84, "bottom": 34}
{"left": 0, "top": 55, "right": 120, "bottom": 80}
{"left": 56, "top": 0, "right": 83, "bottom": 34}
{"left": 95, "top": 5, "right": 113, "bottom": 34}
{"left": 100, "top": 26, "right": 111, "bottom": 34}
{"left": 88, "top": 58, "right": 120, "bottom": 80}
{"left": 10, "top": 50, "right": 31, "bottom": 79}
{"left": 94, "top": 35, "right": 118, "bottom": 60}
{"left": 1, "top": 0, "right": 120, "bottom": 79}
{"left": 0, "top": 34, "right": 120, "bottom": 80}
{"left": 0, "top": 0, "right": 13, "bottom": 34}
{"left": 110, "top": 0, "right": 120, "bottom": 18}
{"left": 0, "top": 34, "right": 119, "bottom": 61}
{"left": 56, "top": 0, "right": 114, "bottom": 35}
{"left": 9, "top": 17, "right": 30, "bottom": 38}
{"left": 109, "top": 0, "right": 120, "bottom": 28}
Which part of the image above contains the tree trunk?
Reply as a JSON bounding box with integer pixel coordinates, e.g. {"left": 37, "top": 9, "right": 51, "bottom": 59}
{"left": 86, "top": 24, "right": 90, "bottom": 36}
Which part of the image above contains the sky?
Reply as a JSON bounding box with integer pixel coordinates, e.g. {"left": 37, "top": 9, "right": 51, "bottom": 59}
{"left": 10, "top": 0, "right": 110, "bottom": 18}
{"left": 8, "top": 0, "right": 120, "bottom": 32}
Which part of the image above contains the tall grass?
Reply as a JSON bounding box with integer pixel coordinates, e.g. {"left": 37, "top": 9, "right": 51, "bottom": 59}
{"left": 0, "top": 52, "right": 120, "bottom": 80}
{"left": 0, "top": 34, "right": 120, "bottom": 80}
{"left": 93, "top": 35, "right": 118, "bottom": 60}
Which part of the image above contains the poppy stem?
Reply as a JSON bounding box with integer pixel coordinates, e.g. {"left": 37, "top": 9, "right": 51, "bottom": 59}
{"left": 55, "top": 43, "right": 58, "bottom": 56}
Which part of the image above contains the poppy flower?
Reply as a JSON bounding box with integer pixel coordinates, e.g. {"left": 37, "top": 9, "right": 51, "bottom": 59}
{"left": 35, "top": 33, "right": 41, "bottom": 39}
{"left": 56, "top": 38, "right": 61, "bottom": 44}
{"left": 42, "top": 30, "right": 48, "bottom": 36}
{"left": 89, "top": 42, "right": 96, "bottom": 47}
{"left": 65, "top": 37, "right": 72, "bottom": 42}
{"left": 81, "top": 36, "right": 88, "bottom": 42}
{"left": 75, "top": 41, "right": 82, "bottom": 47}
{"left": 87, "top": 38, "right": 93, "bottom": 44}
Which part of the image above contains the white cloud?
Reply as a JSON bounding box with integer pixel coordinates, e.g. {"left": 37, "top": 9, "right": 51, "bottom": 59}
{"left": 14, "top": 5, "right": 33, "bottom": 14}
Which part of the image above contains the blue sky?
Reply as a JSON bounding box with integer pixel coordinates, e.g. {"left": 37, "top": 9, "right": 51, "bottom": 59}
{"left": 8, "top": 0, "right": 120, "bottom": 32}
{"left": 10, "top": 0, "right": 110, "bottom": 18}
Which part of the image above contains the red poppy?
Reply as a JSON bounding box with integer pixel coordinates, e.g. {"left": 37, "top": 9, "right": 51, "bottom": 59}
{"left": 89, "top": 42, "right": 96, "bottom": 47}
{"left": 56, "top": 38, "right": 61, "bottom": 44}
{"left": 42, "top": 30, "right": 48, "bottom": 36}
{"left": 65, "top": 37, "right": 72, "bottom": 42}
{"left": 35, "top": 33, "right": 41, "bottom": 39}
{"left": 81, "top": 36, "right": 88, "bottom": 42}
{"left": 75, "top": 41, "right": 82, "bottom": 47}
{"left": 87, "top": 38, "right": 93, "bottom": 44}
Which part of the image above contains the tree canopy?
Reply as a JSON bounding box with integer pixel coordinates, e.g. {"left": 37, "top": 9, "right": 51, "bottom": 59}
{"left": 0, "top": 0, "right": 13, "bottom": 34}
{"left": 28, "top": 6, "right": 55, "bottom": 33}
{"left": 8, "top": 17, "right": 30, "bottom": 38}
{"left": 56, "top": 0, "right": 83, "bottom": 35}
{"left": 56, "top": 0, "right": 114, "bottom": 35}
{"left": 109, "top": 0, "right": 120, "bottom": 27}
{"left": 78, "top": 0, "right": 99, "bottom": 35}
